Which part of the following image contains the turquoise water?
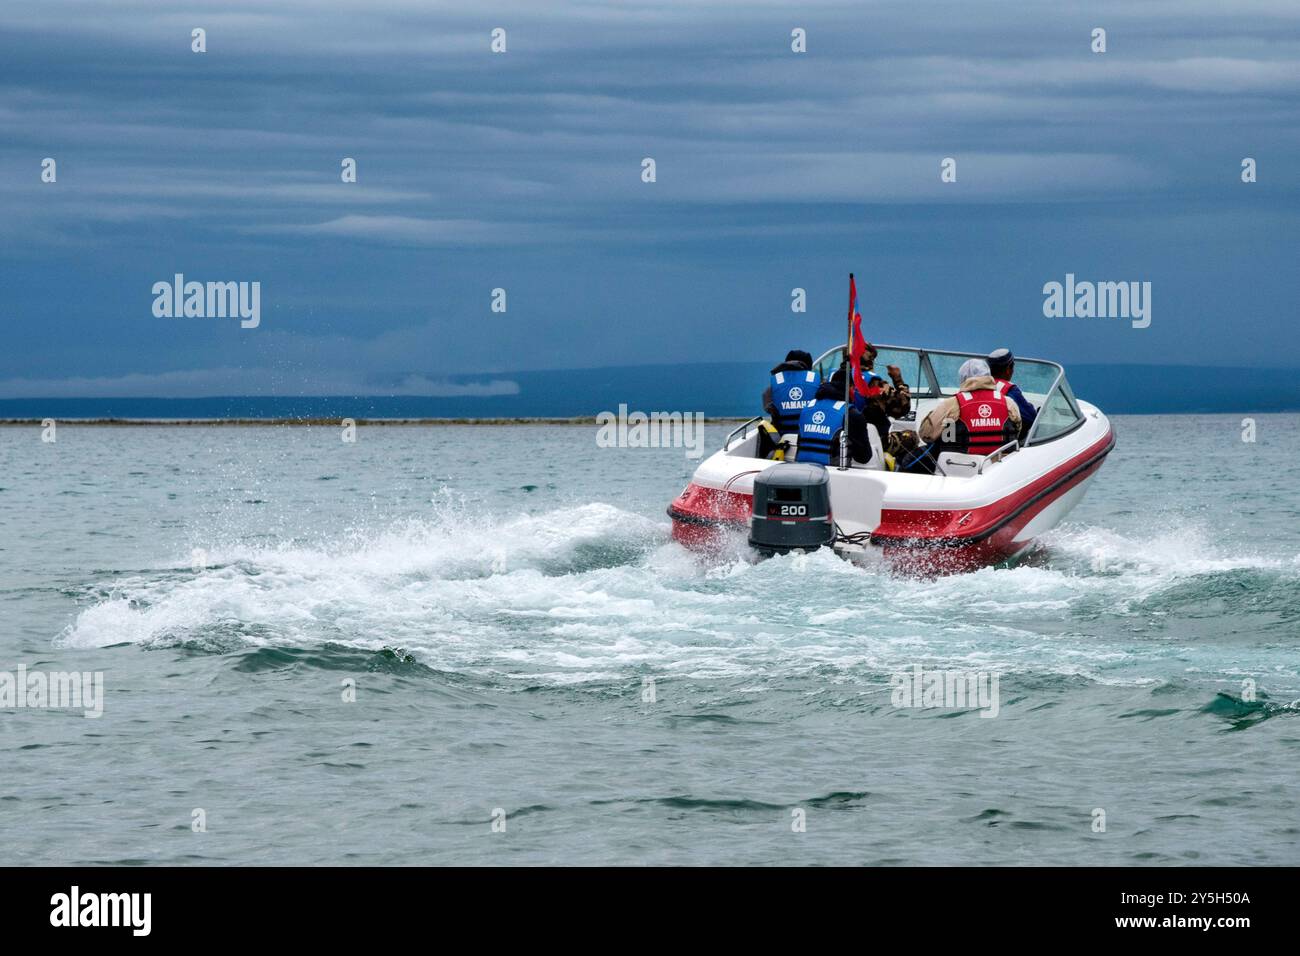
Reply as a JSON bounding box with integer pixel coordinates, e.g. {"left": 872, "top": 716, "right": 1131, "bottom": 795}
{"left": 1, "top": 416, "right": 1298, "bottom": 865}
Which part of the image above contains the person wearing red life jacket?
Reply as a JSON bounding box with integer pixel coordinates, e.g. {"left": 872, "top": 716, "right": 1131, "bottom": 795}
{"left": 919, "top": 358, "right": 1021, "bottom": 455}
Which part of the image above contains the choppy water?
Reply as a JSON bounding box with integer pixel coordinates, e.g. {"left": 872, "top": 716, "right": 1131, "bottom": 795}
{"left": 1, "top": 416, "right": 1298, "bottom": 865}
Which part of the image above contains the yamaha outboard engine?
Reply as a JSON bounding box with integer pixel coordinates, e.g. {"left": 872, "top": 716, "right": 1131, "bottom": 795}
{"left": 748, "top": 463, "right": 834, "bottom": 555}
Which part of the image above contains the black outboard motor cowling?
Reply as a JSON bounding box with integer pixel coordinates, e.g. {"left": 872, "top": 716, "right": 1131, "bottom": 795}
{"left": 748, "top": 463, "right": 834, "bottom": 555}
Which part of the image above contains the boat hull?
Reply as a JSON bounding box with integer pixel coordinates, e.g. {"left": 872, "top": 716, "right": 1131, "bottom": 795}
{"left": 668, "top": 412, "right": 1115, "bottom": 573}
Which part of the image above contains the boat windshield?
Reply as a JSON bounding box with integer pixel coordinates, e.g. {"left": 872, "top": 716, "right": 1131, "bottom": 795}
{"left": 812, "top": 344, "right": 1083, "bottom": 445}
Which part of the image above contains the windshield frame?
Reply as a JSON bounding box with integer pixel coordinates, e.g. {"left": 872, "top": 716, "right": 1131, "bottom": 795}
{"left": 812, "top": 343, "right": 1082, "bottom": 446}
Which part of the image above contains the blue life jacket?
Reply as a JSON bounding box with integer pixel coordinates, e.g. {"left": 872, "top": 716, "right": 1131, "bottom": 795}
{"left": 770, "top": 370, "right": 819, "bottom": 434}
{"left": 797, "top": 398, "right": 847, "bottom": 465}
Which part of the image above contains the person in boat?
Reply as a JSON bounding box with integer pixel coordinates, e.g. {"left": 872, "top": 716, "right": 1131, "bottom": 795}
{"left": 848, "top": 347, "right": 891, "bottom": 449}
{"left": 854, "top": 342, "right": 911, "bottom": 420}
{"left": 886, "top": 428, "right": 921, "bottom": 466}
{"left": 759, "top": 349, "right": 819, "bottom": 458}
{"left": 918, "top": 357, "right": 1021, "bottom": 456}
{"left": 856, "top": 383, "right": 893, "bottom": 451}
{"left": 986, "top": 348, "right": 1037, "bottom": 438}
{"left": 796, "top": 367, "right": 873, "bottom": 467}
{"left": 843, "top": 343, "right": 911, "bottom": 455}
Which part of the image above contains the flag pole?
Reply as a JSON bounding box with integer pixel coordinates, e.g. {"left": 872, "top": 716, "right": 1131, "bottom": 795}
{"left": 840, "top": 273, "right": 853, "bottom": 470}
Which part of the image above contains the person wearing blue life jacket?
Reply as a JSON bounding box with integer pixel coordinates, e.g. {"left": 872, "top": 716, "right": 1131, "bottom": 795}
{"left": 763, "top": 350, "right": 819, "bottom": 433}
{"left": 796, "top": 368, "right": 872, "bottom": 466}
{"left": 759, "top": 350, "right": 819, "bottom": 458}
{"left": 987, "top": 348, "right": 1037, "bottom": 438}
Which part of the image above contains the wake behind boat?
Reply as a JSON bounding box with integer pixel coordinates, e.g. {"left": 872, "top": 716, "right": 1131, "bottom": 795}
{"left": 669, "top": 342, "right": 1115, "bottom": 573}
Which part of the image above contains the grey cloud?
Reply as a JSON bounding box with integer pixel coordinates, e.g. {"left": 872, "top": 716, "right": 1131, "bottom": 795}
{"left": 251, "top": 215, "right": 551, "bottom": 245}
{"left": 3, "top": 0, "right": 1295, "bottom": 254}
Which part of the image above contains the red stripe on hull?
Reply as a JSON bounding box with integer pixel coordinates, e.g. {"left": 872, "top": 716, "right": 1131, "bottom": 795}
{"left": 878, "top": 457, "right": 1106, "bottom": 573}
{"left": 667, "top": 482, "right": 750, "bottom": 548}
{"left": 872, "top": 429, "right": 1114, "bottom": 573}
{"left": 872, "top": 430, "right": 1114, "bottom": 542}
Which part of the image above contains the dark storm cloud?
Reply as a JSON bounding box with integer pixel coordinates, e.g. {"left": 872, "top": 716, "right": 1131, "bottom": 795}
{"left": 1, "top": 0, "right": 1298, "bottom": 393}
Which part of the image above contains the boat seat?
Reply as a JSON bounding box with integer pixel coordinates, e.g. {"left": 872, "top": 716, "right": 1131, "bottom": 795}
{"left": 934, "top": 451, "right": 982, "bottom": 477}
{"left": 861, "top": 425, "right": 886, "bottom": 470}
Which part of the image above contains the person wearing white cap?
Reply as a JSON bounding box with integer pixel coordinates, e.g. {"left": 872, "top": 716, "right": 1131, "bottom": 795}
{"left": 919, "top": 357, "right": 1021, "bottom": 450}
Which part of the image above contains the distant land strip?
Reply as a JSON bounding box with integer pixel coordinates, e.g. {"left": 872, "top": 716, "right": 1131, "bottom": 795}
{"left": 1, "top": 363, "right": 1297, "bottom": 417}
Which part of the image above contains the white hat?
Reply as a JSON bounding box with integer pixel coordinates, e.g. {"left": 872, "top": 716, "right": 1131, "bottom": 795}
{"left": 957, "top": 358, "right": 990, "bottom": 382}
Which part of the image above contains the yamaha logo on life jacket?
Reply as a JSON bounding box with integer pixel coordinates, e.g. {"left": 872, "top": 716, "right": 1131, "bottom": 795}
{"left": 770, "top": 370, "right": 820, "bottom": 433}
{"left": 967, "top": 402, "right": 1002, "bottom": 427}
{"left": 956, "top": 385, "right": 1011, "bottom": 454}
{"left": 797, "top": 399, "right": 846, "bottom": 465}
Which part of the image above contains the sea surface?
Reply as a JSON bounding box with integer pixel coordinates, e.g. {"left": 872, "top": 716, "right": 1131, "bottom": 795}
{"left": 1, "top": 415, "right": 1298, "bottom": 866}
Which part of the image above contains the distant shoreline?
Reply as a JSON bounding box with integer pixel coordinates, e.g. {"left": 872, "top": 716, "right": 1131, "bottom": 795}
{"left": 2, "top": 362, "right": 1297, "bottom": 418}
{"left": 2, "top": 411, "right": 1297, "bottom": 425}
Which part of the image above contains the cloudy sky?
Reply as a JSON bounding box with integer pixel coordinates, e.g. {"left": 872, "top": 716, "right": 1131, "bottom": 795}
{"left": 1, "top": 0, "right": 1297, "bottom": 397}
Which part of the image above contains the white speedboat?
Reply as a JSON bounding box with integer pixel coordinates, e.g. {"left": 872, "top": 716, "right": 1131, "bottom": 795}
{"left": 668, "top": 344, "right": 1115, "bottom": 573}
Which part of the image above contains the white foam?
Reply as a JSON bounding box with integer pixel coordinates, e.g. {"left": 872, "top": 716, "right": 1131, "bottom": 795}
{"left": 55, "top": 504, "right": 1300, "bottom": 689}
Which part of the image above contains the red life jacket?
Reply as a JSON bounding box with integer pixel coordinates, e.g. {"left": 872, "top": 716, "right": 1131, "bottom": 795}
{"left": 955, "top": 384, "right": 1012, "bottom": 455}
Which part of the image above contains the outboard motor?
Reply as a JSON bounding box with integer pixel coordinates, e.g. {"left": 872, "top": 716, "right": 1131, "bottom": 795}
{"left": 748, "top": 462, "right": 834, "bottom": 555}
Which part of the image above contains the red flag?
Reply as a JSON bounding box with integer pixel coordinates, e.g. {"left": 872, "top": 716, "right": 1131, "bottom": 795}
{"left": 847, "top": 276, "right": 877, "bottom": 398}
